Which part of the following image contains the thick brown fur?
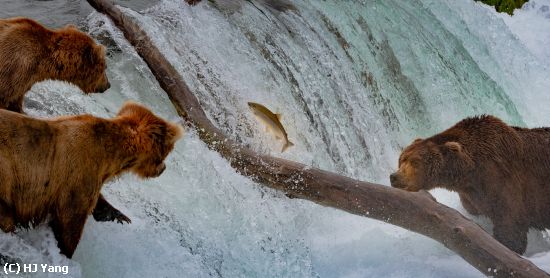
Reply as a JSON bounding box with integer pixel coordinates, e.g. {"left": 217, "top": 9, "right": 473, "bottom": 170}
{"left": 390, "top": 115, "right": 550, "bottom": 254}
{"left": 0, "top": 101, "right": 183, "bottom": 258}
{"left": 0, "top": 17, "right": 110, "bottom": 113}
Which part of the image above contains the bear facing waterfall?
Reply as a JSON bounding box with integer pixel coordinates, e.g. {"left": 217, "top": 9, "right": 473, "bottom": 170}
{"left": 0, "top": 102, "right": 183, "bottom": 258}
{"left": 0, "top": 17, "right": 111, "bottom": 113}
{"left": 390, "top": 115, "right": 550, "bottom": 254}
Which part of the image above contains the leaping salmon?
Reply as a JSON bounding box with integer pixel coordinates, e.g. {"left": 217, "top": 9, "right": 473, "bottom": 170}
{"left": 248, "top": 102, "right": 294, "bottom": 152}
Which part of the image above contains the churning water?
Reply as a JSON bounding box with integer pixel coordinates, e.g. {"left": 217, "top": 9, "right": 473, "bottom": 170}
{"left": 1, "top": 0, "right": 550, "bottom": 277}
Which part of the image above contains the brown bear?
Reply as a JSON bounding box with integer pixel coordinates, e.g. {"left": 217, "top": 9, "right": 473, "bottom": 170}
{"left": 0, "top": 17, "right": 127, "bottom": 225}
{"left": 0, "top": 101, "right": 183, "bottom": 258}
{"left": 0, "top": 17, "right": 110, "bottom": 113}
{"left": 390, "top": 115, "right": 550, "bottom": 254}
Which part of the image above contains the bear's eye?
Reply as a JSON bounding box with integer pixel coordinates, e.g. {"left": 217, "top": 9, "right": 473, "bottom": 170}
{"left": 121, "top": 158, "right": 137, "bottom": 170}
{"left": 398, "top": 156, "right": 407, "bottom": 166}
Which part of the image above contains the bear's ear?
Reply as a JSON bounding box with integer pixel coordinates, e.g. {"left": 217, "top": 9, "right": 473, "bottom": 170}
{"left": 167, "top": 122, "right": 184, "bottom": 143}
{"left": 444, "top": 141, "right": 463, "bottom": 153}
{"left": 117, "top": 101, "right": 183, "bottom": 142}
{"left": 64, "top": 24, "right": 79, "bottom": 30}
{"left": 413, "top": 138, "right": 422, "bottom": 144}
{"left": 82, "top": 45, "right": 96, "bottom": 65}
{"left": 118, "top": 101, "right": 146, "bottom": 117}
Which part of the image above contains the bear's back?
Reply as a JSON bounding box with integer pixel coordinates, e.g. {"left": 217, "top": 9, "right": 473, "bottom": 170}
{"left": 0, "top": 109, "right": 56, "bottom": 159}
{"left": 0, "top": 17, "right": 49, "bottom": 42}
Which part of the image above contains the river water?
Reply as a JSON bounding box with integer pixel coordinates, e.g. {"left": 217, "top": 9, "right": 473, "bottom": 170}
{"left": 1, "top": 0, "right": 550, "bottom": 277}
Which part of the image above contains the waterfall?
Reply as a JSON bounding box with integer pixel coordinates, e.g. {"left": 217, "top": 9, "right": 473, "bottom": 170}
{"left": 1, "top": 0, "right": 549, "bottom": 277}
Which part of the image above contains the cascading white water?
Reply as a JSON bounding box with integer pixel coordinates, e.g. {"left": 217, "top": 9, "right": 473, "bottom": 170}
{"left": 1, "top": 0, "right": 550, "bottom": 277}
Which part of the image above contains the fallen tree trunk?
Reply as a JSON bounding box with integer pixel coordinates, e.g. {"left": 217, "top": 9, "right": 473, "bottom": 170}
{"left": 86, "top": 1, "right": 549, "bottom": 277}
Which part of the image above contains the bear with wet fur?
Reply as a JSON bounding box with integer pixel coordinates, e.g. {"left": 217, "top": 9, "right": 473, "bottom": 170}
{"left": 0, "top": 17, "right": 110, "bottom": 113}
{"left": 0, "top": 17, "right": 125, "bottom": 224}
{"left": 0, "top": 101, "right": 183, "bottom": 258}
{"left": 390, "top": 115, "right": 550, "bottom": 254}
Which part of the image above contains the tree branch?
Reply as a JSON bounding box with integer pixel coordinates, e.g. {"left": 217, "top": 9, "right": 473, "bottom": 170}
{"left": 85, "top": 0, "right": 549, "bottom": 277}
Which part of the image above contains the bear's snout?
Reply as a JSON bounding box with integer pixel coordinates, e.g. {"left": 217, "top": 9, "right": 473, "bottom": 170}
{"left": 98, "top": 81, "right": 111, "bottom": 93}
{"left": 390, "top": 172, "right": 401, "bottom": 188}
{"left": 390, "top": 172, "right": 409, "bottom": 190}
{"left": 156, "top": 163, "right": 166, "bottom": 176}
{"left": 390, "top": 172, "right": 397, "bottom": 184}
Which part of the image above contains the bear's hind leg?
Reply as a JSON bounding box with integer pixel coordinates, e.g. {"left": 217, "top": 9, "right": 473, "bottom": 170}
{"left": 0, "top": 202, "right": 15, "bottom": 232}
{"left": 92, "top": 194, "right": 131, "bottom": 224}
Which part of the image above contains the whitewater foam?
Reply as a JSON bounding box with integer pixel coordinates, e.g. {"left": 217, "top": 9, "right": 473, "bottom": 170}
{"left": 0, "top": 0, "right": 548, "bottom": 277}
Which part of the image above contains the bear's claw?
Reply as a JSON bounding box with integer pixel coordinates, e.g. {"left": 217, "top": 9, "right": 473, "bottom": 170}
{"left": 115, "top": 212, "right": 131, "bottom": 224}
{"left": 93, "top": 206, "right": 131, "bottom": 224}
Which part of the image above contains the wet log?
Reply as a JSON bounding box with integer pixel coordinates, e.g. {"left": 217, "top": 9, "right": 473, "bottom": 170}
{"left": 86, "top": 0, "right": 549, "bottom": 277}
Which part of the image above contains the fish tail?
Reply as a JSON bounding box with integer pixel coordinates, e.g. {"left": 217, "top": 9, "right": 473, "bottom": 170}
{"left": 281, "top": 140, "right": 295, "bottom": 152}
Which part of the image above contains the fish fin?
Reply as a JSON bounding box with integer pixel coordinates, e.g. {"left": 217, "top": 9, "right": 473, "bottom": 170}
{"left": 275, "top": 134, "right": 282, "bottom": 139}
{"left": 281, "top": 140, "right": 295, "bottom": 152}
{"left": 265, "top": 126, "right": 270, "bottom": 132}
{"left": 275, "top": 113, "right": 282, "bottom": 121}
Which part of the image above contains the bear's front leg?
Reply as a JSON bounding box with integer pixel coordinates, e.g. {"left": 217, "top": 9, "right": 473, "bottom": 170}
{"left": 493, "top": 219, "right": 528, "bottom": 254}
{"left": 92, "top": 194, "right": 131, "bottom": 224}
{"left": 458, "top": 193, "right": 480, "bottom": 216}
{"left": 50, "top": 212, "right": 88, "bottom": 258}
